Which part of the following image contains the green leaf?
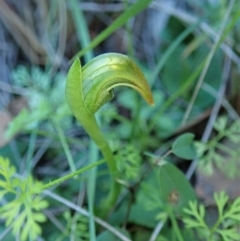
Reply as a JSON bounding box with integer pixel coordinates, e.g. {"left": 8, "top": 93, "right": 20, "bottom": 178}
{"left": 33, "top": 212, "right": 47, "bottom": 223}
{"left": 183, "top": 200, "right": 208, "bottom": 230}
{"left": 217, "top": 229, "right": 240, "bottom": 241}
{"left": 158, "top": 163, "right": 196, "bottom": 213}
{"left": 224, "top": 196, "right": 240, "bottom": 221}
{"left": 0, "top": 156, "right": 48, "bottom": 241}
{"left": 198, "top": 203, "right": 205, "bottom": 219}
{"left": 172, "top": 133, "right": 197, "bottom": 160}
{"left": 214, "top": 191, "right": 228, "bottom": 217}
{"left": 183, "top": 218, "right": 204, "bottom": 228}
{"left": 12, "top": 212, "right": 27, "bottom": 235}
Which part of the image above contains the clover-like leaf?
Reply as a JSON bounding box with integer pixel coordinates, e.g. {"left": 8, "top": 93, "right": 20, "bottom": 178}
{"left": 172, "top": 133, "right": 197, "bottom": 160}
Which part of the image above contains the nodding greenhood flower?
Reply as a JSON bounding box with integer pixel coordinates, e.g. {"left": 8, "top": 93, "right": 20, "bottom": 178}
{"left": 65, "top": 52, "right": 154, "bottom": 216}
{"left": 66, "top": 52, "right": 154, "bottom": 118}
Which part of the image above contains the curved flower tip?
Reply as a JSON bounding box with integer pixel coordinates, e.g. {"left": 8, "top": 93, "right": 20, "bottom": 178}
{"left": 66, "top": 53, "right": 154, "bottom": 117}
{"left": 82, "top": 53, "right": 154, "bottom": 112}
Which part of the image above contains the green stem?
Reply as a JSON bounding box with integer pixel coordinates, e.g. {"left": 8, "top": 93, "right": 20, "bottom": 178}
{"left": 69, "top": 95, "right": 121, "bottom": 215}
{"left": 167, "top": 206, "right": 184, "bottom": 241}
{"left": 81, "top": 115, "right": 121, "bottom": 215}
{"left": 87, "top": 141, "right": 98, "bottom": 238}
{"left": 209, "top": 212, "right": 224, "bottom": 239}
{"left": 80, "top": 115, "right": 117, "bottom": 175}
{"left": 42, "top": 159, "right": 105, "bottom": 190}
{"left": 99, "top": 144, "right": 121, "bottom": 214}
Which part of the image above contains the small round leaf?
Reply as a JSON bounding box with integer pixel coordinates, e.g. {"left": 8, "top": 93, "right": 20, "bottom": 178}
{"left": 172, "top": 133, "right": 197, "bottom": 160}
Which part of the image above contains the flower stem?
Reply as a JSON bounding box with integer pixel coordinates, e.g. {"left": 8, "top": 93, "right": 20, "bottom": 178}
{"left": 82, "top": 116, "right": 121, "bottom": 215}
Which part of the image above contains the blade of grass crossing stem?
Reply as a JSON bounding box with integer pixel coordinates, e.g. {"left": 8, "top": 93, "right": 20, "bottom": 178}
{"left": 69, "top": 1, "right": 97, "bottom": 240}
{"left": 70, "top": 0, "right": 153, "bottom": 61}
{"left": 54, "top": 120, "right": 76, "bottom": 172}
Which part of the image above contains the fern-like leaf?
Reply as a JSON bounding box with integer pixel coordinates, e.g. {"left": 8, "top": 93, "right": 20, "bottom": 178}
{"left": 183, "top": 191, "right": 240, "bottom": 240}
{"left": 0, "top": 156, "right": 48, "bottom": 241}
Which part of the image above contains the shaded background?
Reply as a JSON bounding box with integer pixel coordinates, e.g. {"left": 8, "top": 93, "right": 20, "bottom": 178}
{"left": 1, "top": 0, "right": 240, "bottom": 240}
